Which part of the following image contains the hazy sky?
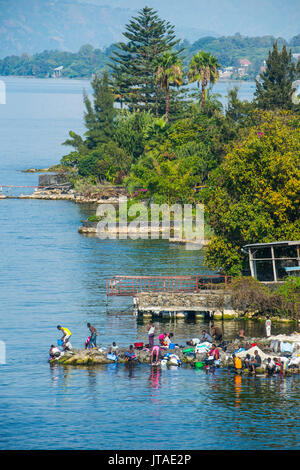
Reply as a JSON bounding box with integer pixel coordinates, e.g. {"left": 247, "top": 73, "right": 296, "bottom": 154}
{"left": 79, "top": 0, "right": 300, "bottom": 39}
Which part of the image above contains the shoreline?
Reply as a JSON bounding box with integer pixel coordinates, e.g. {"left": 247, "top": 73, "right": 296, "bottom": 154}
{"left": 50, "top": 333, "right": 300, "bottom": 376}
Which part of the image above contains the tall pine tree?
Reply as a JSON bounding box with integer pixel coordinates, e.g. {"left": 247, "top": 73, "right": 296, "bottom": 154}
{"left": 84, "top": 70, "right": 116, "bottom": 149}
{"left": 110, "top": 6, "right": 181, "bottom": 113}
{"left": 255, "top": 42, "right": 300, "bottom": 110}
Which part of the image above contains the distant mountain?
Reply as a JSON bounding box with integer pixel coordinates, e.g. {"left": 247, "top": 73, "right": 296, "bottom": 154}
{"left": 0, "top": 0, "right": 299, "bottom": 58}
{"left": 0, "top": 0, "right": 132, "bottom": 57}
{"left": 79, "top": 0, "right": 300, "bottom": 39}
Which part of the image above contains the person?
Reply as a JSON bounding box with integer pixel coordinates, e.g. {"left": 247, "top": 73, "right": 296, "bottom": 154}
{"left": 209, "top": 344, "right": 220, "bottom": 360}
{"left": 237, "top": 328, "right": 245, "bottom": 340}
{"left": 111, "top": 342, "right": 119, "bottom": 353}
{"left": 57, "top": 325, "right": 72, "bottom": 350}
{"left": 186, "top": 338, "right": 200, "bottom": 346}
{"left": 212, "top": 326, "right": 222, "bottom": 342}
{"left": 87, "top": 323, "right": 98, "bottom": 348}
{"left": 159, "top": 333, "right": 169, "bottom": 348}
{"left": 266, "top": 357, "right": 276, "bottom": 376}
{"left": 233, "top": 354, "right": 243, "bottom": 374}
{"left": 147, "top": 321, "right": 155, "bottom": 349}
{"left": 200, "top": 330, "right": 213, "bottom": 343}
{"left": 250, "top": 350, "right": 262, "bottom": 373}
{"left": 163, "top": 333, "right": 174, "bottom": 348}
{"left": 265, "top": 316, "right": 272, "bottom": 337}
{"left": 49, "top": 344, "right": 61, "bottom": 360}
{"left": 280, "top": 356, "right": 290, "bottom": 376}
{"left": 124, "top": 345, "right": 136, "bottom": 361}
{"left": 151, "top": 345, "right": 161, "bottom": 366}
{"left": 274, "top": 358, "right": 283, "bottom": 375}
{"left": 158, "top": 333, "right": 165, "bottom": 346}
{"left": 85, "top": 336, "right": 91, "bottom": 349}
{"left": 243, "top": 353, "right": 251, "bottom": 369}
{"left": 204, "top": 351, "right": 215, "bottom": 368}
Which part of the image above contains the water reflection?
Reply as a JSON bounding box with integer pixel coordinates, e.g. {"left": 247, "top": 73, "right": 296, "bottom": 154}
{"left": 149, "top": 366, "right": 161, "bottom": 390}
{"left": 234, "top": 374, "right": 242, "bottom": 408}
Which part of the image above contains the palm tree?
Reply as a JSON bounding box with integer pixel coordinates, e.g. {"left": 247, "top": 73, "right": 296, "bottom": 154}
{"left": 188, "top": 51, "right": 220, "bottom": 109}
{"left": 155, "top": 52, "right": 183, "bottom": 122}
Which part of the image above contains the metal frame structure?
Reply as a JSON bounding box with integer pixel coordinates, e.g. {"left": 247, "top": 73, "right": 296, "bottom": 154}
{"left": 106, "top": 274, "right": 231, "bottom": 297}
{"left": 243, "top": 240, "right": 300, "bottom": 282}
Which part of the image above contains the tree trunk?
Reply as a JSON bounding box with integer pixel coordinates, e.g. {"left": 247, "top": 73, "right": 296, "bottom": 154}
{"left": 166, "top": 86, "right": 170, "bottom": 122}
{"left": 201, "top": 81, "right": 205, "bottom": 109}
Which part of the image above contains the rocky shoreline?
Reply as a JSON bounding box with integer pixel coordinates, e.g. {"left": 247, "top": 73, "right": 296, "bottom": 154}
{"left": 50, "top": 334, "right": 300, "bottom": 376}
{"left": 18, "top": 186, "right": 128, "bottom": 204}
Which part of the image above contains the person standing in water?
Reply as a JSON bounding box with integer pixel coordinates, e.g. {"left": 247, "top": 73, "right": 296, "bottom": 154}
{"left": 265, "top": 316, "right": 272, "bottom": 337}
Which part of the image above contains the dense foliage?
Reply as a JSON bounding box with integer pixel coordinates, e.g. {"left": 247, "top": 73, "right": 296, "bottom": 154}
{"left": 59, "top": 7, "right": 300, "bottom": 277}
{"left": 0, "top": 45, "right": 107, "bottom": 78}
{"left": 230, "top": 276, "right": 300, "bottom": 319}
{"left": 1, "top": 32, "right": 300, "bottom": 80}
{"left": 255, "top": 42, "right": 300, "bottom": 110}
{"left": 203, "top": 111, "right": 300, "bottom": 275}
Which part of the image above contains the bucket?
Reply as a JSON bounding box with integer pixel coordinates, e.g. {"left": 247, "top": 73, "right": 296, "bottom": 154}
{"left": 169, "top": 343, "right": 176, "bottom": 349}
{"left": 195, "top": 362, "right": 204, "bottom": 369}
{"left": 57, "top": 339, "right": 63, "bottom": 346}
{"left": 134, "top": 342, "right": 144, "bottom": 350}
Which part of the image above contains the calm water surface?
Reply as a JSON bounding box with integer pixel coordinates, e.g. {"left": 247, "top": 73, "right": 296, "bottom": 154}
{"left": 0, "top": 77, "right": 299, "bottom": 450}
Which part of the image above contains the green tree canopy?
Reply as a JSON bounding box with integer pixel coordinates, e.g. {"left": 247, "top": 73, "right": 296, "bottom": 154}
{"left": 155, "top": 51, "right": 184, "bottom": 122}
{"left": 188, "top": 51, "right": 220, "bottom": 108}
{"left": 255, "top": 42, "right": 300, "bottom": 110}
{"left": 110, "top": 6, "right": 181, "bottom": 113}
{"left": 203, "top": 111, "right": 300, "bottom": 275}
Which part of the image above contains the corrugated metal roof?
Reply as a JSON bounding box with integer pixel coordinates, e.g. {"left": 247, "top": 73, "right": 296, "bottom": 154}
{"left": 243, "top": 241, "right": 300, "bottom": 249}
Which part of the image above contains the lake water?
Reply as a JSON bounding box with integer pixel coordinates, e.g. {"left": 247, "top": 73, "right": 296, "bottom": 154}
{"left": 0, "top": 77, "right": 299, "bottom": 450}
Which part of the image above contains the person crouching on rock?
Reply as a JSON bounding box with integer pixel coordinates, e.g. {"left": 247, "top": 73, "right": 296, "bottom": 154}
{"left": 124, "top": 345, "right": 136, "bottom": 361}
{"left": 49, "top": 344, "right": 61, "bottom": 361}
{"left": 209, "top": 344, "right": 220, "bottom": 361}
{"left": 186, "top": 337, "right": 200, "bottom": 346}
{"left": 233, "top": 354, "right": 242, "bottom": 374}
{"left": 243, "top": 354, "right": 251, "bottom": 370}
{"left": 266, "top": 357, "right": 276, "bottom": 376}
{"left": 250, "top": 350, "right": 262, "bottom": 374}
{"left": 212, "top": 326, "right": 222, "bottom": 342}
{"left": 151, "top": 345, "right": 161, "bottom": 366}
{"left": 201, "top": 330, "right": 213, "bottom": 343}
{"left": 57, "top": 325, "right": 72, "bottom": 351}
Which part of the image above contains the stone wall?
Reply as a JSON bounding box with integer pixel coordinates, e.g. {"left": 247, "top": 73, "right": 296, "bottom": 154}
{"left": 134, "top": 291, "right": 237, "bottom": 318}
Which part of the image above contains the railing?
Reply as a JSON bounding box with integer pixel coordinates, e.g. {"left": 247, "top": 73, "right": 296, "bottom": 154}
{"left": 106, "top": 275, "right": 231, "bottom": 296}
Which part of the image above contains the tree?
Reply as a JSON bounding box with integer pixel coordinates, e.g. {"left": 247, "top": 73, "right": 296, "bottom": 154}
{"left": 110, "top": 6, "right": 181, "bottom": 113}
{"left": 203, "top": 111, "right": 300, "bottom": 275}
{"left": 83, "top": 70, "right": 116, "bottom": 149}
{"left": 188, "top": 51, "right": 220, "bottom": 108}
{"left": 155, "top": 52, "right": 183, "bottom": 122}
{"left": 255, "top": 42, "right": 300, "bottom": 110}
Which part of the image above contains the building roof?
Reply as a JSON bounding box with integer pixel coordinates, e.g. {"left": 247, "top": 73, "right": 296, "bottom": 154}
{"left": 239, "top": 59, "right": 251, "bottom": 66}
{"left": 243, "top": 241, "right": 300, "bottom": 250}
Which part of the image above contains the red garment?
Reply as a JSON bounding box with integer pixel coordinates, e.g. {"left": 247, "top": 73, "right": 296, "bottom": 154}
{"left": 209, "top": 348, "right": 220, "bottom": 360}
